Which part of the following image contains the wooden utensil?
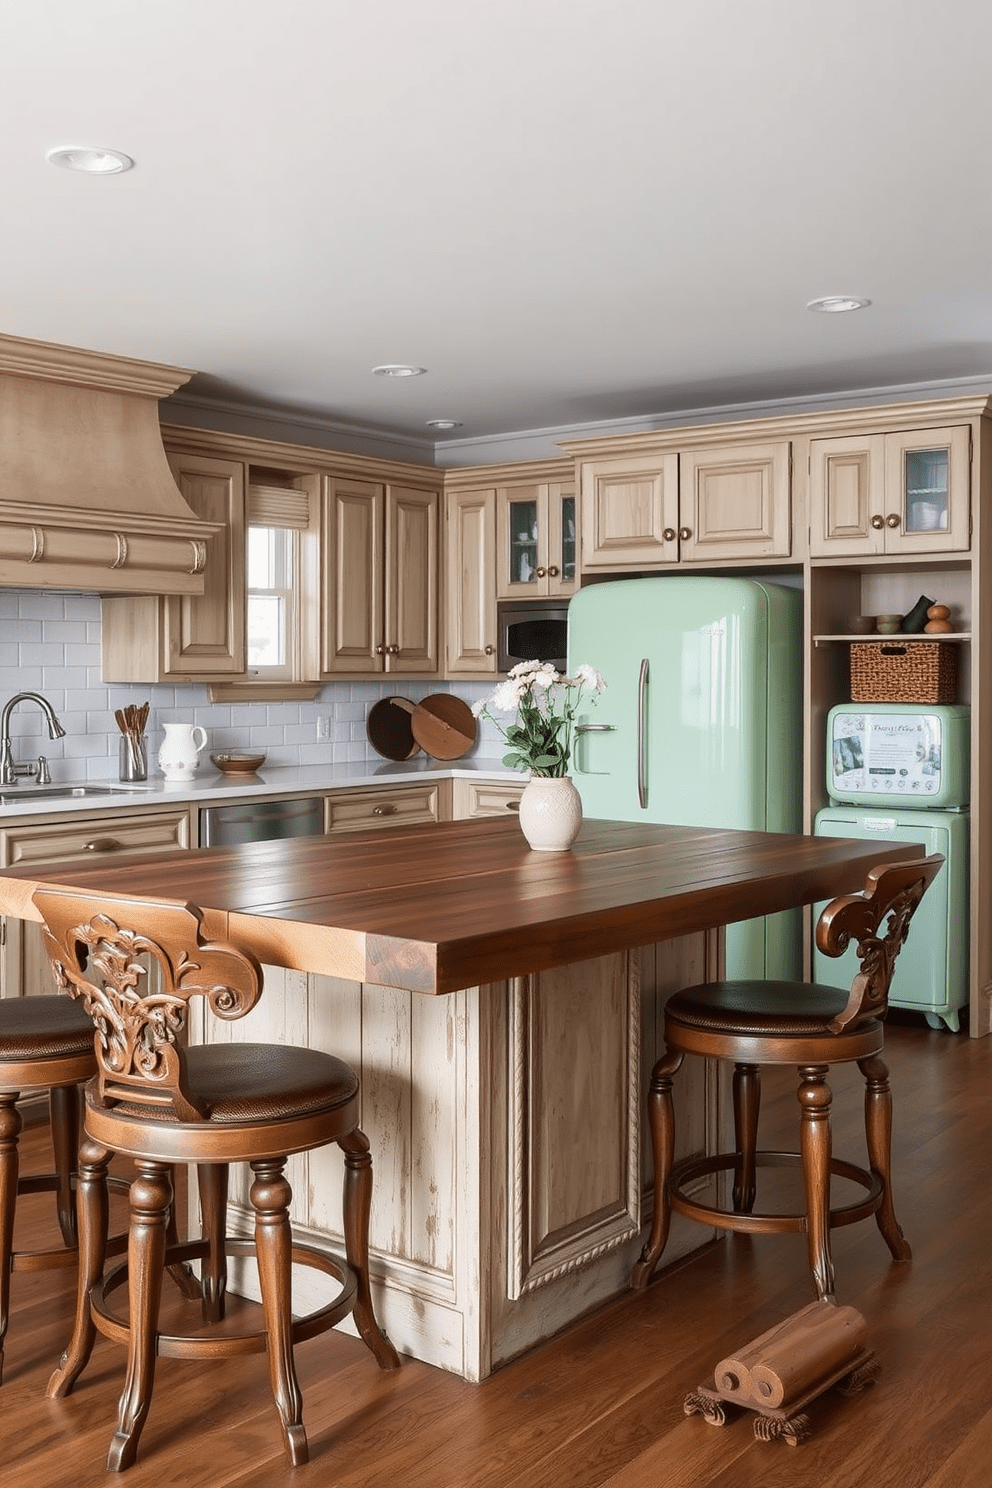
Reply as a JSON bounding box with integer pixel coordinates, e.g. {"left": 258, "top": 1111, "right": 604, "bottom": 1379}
{"left": 410, "top": 695, "right": 476, "bottom": 760}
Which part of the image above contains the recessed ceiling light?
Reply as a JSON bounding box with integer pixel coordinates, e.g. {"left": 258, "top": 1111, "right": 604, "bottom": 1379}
{"left": 372, "top": 364, "right": 427, "bottom": 378}
{"left": 45, "top": 145, "right": 134, "bottom": 175}
{"left": 806, "top": 295, "right": 871, "bottom": 313}
{"left": 426, "top": 419, "right": 461, "bottom": 430}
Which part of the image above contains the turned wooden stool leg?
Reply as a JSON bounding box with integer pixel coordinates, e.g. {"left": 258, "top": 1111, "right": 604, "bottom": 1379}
{"left": 196, "top": 1163, "right": 230, "bottom": 1323}
{"left": 250, "top": 1157, "right": 308, "bottom": 1467}
{"left": 49, "top": 1084, "right": 83, "bottom": 1248}
{"left": 48, "top": 1135, "right": 111, "bottom": 1398}
{"left": 859, "top": 1053, "right": 912, "bottom": 1262}
{"left": 797, "top": 1064, "right": 835, "bottom": 1302}
{"left": 338, "top": 1129, "right": 400, "bottom": 1370}
{"left": 0, "top": 1092, "right": 21, "bottom": 1383}
{"left": 108, "top": 1160, "right": 171, "bottom": 1474}
{"left": 630, "top": 1048, "right": 684, "bottom": 1289}
{"left": 732, "top": 1062, "right": 761, "bottom": 1213}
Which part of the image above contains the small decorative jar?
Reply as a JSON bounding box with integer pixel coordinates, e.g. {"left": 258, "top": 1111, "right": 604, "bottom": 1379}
{"left": 517, "top": 775, "right": 583, "bottom": 852}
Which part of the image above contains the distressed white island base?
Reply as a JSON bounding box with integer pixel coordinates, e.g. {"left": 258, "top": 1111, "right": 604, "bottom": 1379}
{"left": 203, "top": 935, "right": 719, "bottom": 1381}
{"left": 0, "top": 816, "right": 922, "bottom": 1382}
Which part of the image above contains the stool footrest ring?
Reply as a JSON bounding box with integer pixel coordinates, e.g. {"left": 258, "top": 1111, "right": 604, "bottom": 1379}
{"left": 90, "top": 1237, "right": 359, "bottom": 1358}
{"left": 669, "top": 1150, "right": 884, "bottom": 1235}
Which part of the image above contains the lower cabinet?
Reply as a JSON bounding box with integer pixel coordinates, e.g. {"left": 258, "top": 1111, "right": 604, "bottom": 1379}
{"left": 450, "top": 777, "right": 524, "bottom": 819}
{"left": 324, "top": 781, "right": 442, "bottom": 833}
{"left": 0, "top": 806, "right": 193, "bottom": 1001}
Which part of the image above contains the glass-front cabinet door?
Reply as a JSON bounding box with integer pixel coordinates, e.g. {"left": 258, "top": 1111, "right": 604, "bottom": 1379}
{"left": 496, "top": 481, "right": 578, "bottom": 598}
{"left": 885, "top": 427, "right": 971, "bottom": 552}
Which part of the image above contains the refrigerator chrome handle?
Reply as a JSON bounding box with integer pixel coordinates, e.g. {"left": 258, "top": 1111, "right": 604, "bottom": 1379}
{"left": 637, "top": 657, "right": 649, "bottom": 808}
{"left": 575, "top": 723, "right": 616, "bottom": 732}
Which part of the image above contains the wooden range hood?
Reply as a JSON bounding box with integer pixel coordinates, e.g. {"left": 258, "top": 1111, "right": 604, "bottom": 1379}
{"left": 0, "top": 333, "right": 220, "bottom": 595}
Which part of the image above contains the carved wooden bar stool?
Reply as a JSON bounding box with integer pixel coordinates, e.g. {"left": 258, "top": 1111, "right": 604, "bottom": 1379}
{"left": 0, "top": 994, "right": 96, "bottom": 1383}
{"left": 34, "top": 887, "right": 400, "bottom": 1473}
{"left": 630, "top": 855, "right": 944, "bottom": 1303}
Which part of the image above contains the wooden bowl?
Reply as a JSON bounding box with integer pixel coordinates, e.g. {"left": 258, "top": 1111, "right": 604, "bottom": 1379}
{"left": 210, "top": 752, "right": 267, "bottom": 775}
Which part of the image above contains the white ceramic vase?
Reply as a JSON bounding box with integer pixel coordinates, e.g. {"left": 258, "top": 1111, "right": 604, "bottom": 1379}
{"left": 518, "top": 774, "right": 583, "bottom": 852}
{"left": 158, "top": 722, "right": 208, "bottom": 782}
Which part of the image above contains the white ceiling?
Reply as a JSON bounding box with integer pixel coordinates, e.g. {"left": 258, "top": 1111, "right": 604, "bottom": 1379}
{"left": 4, "top": 1, "right": 992, "bottom": 457}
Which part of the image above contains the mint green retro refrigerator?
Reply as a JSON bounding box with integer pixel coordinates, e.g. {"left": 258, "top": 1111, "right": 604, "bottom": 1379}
{"left": 567, "top": 574, "right": 803, "bottom": 981}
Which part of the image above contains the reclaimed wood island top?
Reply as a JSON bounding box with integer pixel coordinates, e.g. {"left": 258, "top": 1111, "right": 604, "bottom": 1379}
{"left": 0, "top": 817, "right": 923, "bottom": 994}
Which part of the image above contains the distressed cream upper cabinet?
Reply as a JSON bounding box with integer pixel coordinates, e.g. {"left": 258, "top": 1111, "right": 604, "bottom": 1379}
{"left": 580, "top": 442, "right": 791, "bottom": 569}
{"left": 809, "top": 426, "right": 971, "bottom": 557}
{"left": 102, "top": 450, "right": 247, "bottom": 682}
{"left": 496, "top": 481, "right": 577, "bottom": 598}
{"left": 445, "top": 487, "right": 498, "bottom": 676}
{"left": 321, "top": 477, "right": 439, "bottom": 676}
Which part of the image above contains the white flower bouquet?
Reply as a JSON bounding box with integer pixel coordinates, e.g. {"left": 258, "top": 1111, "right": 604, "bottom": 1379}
{"left": 472, "top": 660, "right": 606, "bottom": 777}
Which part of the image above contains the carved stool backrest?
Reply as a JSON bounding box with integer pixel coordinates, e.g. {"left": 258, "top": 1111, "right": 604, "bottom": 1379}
{"left": 814, "top": 854, "right": 944, "bottom": 1033}
{"left": 33, "top": 889, "right": 263, "bottom": 1124}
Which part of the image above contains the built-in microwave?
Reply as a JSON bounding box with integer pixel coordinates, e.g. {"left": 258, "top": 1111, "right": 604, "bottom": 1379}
{"left": 497, "top": 599, "right": 570, "bottom": 674}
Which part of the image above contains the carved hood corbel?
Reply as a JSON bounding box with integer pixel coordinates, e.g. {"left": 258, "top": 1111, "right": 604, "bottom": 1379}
{"left": 0, "top": 333, "right": 220, "bottom": 594}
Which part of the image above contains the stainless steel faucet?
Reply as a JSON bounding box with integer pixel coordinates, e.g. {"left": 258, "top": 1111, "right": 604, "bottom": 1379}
{"left": 0, "top": 692, "right": 67, "bottom": 786}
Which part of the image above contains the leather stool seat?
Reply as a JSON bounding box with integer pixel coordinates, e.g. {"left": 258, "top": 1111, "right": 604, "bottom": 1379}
{"left": 665, "top": 980, "right": 875, "bottom": 1038}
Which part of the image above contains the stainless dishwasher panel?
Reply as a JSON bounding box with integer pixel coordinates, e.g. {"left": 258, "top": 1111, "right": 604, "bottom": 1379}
{"left": 200, "top": 796, "right": 324, "bottom": 847}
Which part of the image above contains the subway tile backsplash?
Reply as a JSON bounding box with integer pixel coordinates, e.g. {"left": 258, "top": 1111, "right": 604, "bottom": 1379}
{"left": 0, "top": 590, "right": 503, "bottom": 781}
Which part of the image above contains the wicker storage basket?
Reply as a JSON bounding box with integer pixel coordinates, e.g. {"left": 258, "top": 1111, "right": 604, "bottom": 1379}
{"left": 849, "top": 640, "right": 958, "bottom": 703}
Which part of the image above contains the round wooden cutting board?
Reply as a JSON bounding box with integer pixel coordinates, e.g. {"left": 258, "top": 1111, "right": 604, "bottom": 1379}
{"left": 410, "top": 694, "right": 477, "bottom": 760}
{"left": 366, "top": 697, "right": 421, "bottom": 760}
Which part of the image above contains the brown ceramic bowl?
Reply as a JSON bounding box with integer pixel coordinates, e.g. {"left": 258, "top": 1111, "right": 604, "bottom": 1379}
{"left": 210, "top": 751, "right": 267, "bottom": 775}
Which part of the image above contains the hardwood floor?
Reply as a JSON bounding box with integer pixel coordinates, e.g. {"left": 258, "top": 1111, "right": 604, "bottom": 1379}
{"left": 4, "top": 1019, "right": 990, "bottom": 1487}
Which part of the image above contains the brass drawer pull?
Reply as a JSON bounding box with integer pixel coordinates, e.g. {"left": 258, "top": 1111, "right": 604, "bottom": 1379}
{"left": 81, "top": 837, "right": 124, "bottom": 853}
{"left": 506, "top": 800, "right": 520, "bottom": 813}
{"left": 372, "top": 804, "right": 397, "bottom": 816}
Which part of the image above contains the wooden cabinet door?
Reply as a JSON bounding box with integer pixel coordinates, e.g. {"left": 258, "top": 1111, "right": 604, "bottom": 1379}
{"left": 496, "top": 484, "right": 544, "bottom": 597}
{"left": 446, "top": 488, "right": 498, "bottom": 675}
{"left": 320, "top": 476, "right": 385, "bottom": 675}
{"left": 809, "top": 434, "right": 886, "bottom": 557}
{"left": 545, "top": 481, "right": 578, "bottom": 596}
{"left": 162, "top": 452, "right": 247, "bottom": 676}
{"left": 680, "top": 441, "right": 792, "bottom": 562}
{"left": 580, "top": 453, "right": 679, "bottom": 569}
{"left": 883, "top": 426, "right": 971, "bottom": 554}
{"left": 384, "top": 485, "right": 439, "bottom": 673}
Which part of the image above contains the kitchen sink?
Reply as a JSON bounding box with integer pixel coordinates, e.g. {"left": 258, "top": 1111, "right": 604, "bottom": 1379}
{"left": 0, "top": 784, "right": 156, "bottom": 804}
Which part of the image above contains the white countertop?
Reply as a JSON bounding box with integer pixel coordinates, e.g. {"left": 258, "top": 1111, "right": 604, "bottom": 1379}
{"left": 0, "top": 758, "right": 520, "bottom": 821}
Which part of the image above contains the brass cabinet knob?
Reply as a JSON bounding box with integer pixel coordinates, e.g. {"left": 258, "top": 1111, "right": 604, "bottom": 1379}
{"left": 484, "top": 645, "right": 495, "bottom": 655}
{"left": 886, "top": 513, "right": 901, "bottom": 528}
{"left": 386, "top": 644, "right": 400, "bottom": 654}
{"left": 870, "top": 515, "right": 885, "bottom": 530}
{"left": 536, "top": 566, "right": 547, "bottom": 578}
{"left": 678, "top": 526, "right": 692, "bottom": 541}
{"left": 663, "top": 527, "right": 677, "bottom": 542}
{"left": 547, "top": 565, "right": 559, "bottom": 577}
{"left": 375, "top": 643, "right": 386, "bottom": 655}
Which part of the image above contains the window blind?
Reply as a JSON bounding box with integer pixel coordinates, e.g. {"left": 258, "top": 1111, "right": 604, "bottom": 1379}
{"left": 247, "top": 484, "right": 311, "bottom": 529}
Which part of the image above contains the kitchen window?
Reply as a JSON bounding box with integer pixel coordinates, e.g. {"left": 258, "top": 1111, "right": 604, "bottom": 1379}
{"left": 245, "top": 479, "right": 317, "bottom": 684}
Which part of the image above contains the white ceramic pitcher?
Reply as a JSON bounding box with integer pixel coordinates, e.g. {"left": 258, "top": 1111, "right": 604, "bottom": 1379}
{"left": 157, "top": 722, "right": 208, "bottom": 782}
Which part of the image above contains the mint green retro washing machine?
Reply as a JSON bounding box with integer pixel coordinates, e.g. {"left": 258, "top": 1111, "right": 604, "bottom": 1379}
{"left": 813, "top": 703, "right": 970, "bottom": 1032}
